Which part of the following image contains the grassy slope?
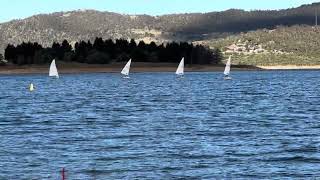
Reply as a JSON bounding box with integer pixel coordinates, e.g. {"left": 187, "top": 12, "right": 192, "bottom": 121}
{"left": 203, "top": 25, "right": 320, "bottom": 66}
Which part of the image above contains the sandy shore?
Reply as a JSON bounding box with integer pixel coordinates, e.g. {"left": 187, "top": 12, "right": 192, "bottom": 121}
{"left": 0, "top": 62, "right": 259, "bottom": 74}
{"left": 257, "top": 65, "right": 320, "bottom": 70}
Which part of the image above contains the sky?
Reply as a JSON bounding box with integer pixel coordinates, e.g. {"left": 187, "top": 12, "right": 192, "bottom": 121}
{"left": 0, "top": 0, "right": 319, "bottom": 23}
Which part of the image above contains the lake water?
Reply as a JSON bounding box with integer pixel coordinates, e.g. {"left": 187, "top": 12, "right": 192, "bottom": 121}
{"left": 0, "top": 71, "right": 320, "bottom": 179}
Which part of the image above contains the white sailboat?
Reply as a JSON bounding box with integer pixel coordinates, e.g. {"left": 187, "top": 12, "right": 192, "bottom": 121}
{"left": 175, "top": 57, "right": 184, "bottom": 77}
{"left": 224, "top": 56, "right": 232, "bottom": 80}
{"left": 121, "top": 59, "right": 131, "bottom": 78}
{"left": 49, "top": 59, "right": 59, "bottom": 78}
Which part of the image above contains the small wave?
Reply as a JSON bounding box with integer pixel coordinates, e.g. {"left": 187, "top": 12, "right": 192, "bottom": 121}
{"left": 95, "top": 155, "right": 142, "bottom": 161}
{"left": 190, "top": 164, "right": 210, "bottom": 169}
{"left": 109, "top": 134, "right": 146, "bottom": 139}
{"left": 160, "top": 166, "right": 183, "bottom": 171}
{"left": 172, "top": 153, "right": 220, "bottom": 160}
{"left": 262, "top": 156, "right": 320, "bottom": 163}
{"left": 285, "top": 146, "right": 318, "bottom": 153}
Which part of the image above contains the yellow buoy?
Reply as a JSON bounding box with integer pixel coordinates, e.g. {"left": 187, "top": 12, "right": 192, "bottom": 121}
{"left": 29, "top": 83, "right": 35, "bottom": 92}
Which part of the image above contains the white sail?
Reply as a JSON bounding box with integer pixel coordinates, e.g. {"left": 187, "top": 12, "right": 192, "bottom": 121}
{"left": 175, "top": 57, "right": 184, "bottom": 75}
{"left": 121, "top": 59, "right": 131, "bottom": 76}
{"left": 49, "top": 59, "right": 59, "bottom": 78}
{"left": 224, "top": 56, "right": 231, "bottom": 76}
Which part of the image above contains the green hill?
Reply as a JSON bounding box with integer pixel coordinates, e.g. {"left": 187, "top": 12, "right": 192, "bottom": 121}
{"left": 1, "top": 2, "right": 320, "bottom": 53}
{"left": 202, "top": 25, "right": 320, "bottom": 66}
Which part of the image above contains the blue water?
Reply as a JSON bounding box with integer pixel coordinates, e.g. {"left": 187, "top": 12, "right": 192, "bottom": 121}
{"left": 0, "top": 71, "right": 320, "bottom": 179}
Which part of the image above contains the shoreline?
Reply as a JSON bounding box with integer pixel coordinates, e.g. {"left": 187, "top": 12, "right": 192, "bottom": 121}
{"left": 1, "top": 63, "right": 320, "bottom": 75}
{"left": 257, "top": 65, "right": 320, "bottom": 70}
{"left": 0, "top": 62, "right": 259, "bottom": 74}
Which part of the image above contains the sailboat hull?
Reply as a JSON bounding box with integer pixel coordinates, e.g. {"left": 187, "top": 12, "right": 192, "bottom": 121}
{"left": 224, "top": 76, "right": 232, "bottom": 80}
{"left": 49, "top": 76, "right": 59, "bottom": 79}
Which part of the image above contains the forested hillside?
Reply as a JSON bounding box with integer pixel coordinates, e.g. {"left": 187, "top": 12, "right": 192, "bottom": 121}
{"left": 1, "top": 2, "right": 320, "bottom": 66}
{"left": 0, "top": 3, "right": 319, "bottom": 52}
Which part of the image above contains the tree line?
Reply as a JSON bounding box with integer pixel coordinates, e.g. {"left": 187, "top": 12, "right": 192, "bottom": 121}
{"left": 4, "top": 38, "right": 222, "bottom": 65}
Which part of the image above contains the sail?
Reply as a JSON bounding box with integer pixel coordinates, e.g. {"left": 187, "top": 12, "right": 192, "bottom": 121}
{"left": 175, "top": 57, "right": 184, "bottom": 75}
{"left": 224, "top": 56, "right": 231, "bottom": 76}
{"left": 49, "top": 59, "right": 59, "bottom": 78}
{"left": 121, "top": 59, "right": 131, "bottom": 76}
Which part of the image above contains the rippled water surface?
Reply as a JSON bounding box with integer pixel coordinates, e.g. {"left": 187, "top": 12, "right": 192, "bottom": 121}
{"left": 0, "top": 71, "right": 320, "bottom": 179}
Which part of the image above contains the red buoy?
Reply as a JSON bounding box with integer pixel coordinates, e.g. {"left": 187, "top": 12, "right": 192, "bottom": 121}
{"left": 61, "top": 168, "right": 66, "bottom": 180}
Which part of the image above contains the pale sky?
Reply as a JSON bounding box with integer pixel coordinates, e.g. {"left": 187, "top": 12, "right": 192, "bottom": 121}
{"left": 0, "top": 0, "right": 319, "bottom": 22}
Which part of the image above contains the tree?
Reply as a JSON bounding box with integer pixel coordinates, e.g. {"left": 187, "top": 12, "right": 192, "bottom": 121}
{"left": 87, "top": 50, "right": 111, "bottom": 64}
{"left": 61, "top": 40, "right": 72, "bottom": 53}
{"left": 5, "top": 44, "right": 16, "bottom": 62}
{"left": 52, "top": 42, "right": 62, "bottom": 59}
{"left": 93, "top": 37, "right": 104, "bottom": 51}
{"left": 129, "top": 39, "right": 137, "bottom": 49}
{"left": 34, "top": 49, "right": 53, "bottom": 64}
{"left": 212, "top": 48, "right": 223, "bottom": 64}
{"left": 0, "top": 53, "right": 5, "bottom": 66}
